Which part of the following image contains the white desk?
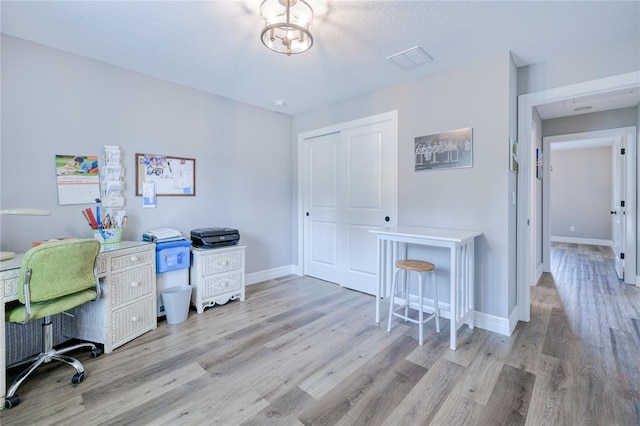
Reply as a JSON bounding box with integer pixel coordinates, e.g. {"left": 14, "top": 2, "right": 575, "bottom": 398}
{"left": 1, "top": 241, "right": 156, "bottom": 407}
{"left": 370, "top": 226, "right": 482, "bottom": 350}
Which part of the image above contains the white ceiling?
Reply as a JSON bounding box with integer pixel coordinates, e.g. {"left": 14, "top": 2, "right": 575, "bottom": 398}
{"left": 1, "top": 1, "right": 639, "bottom": 115}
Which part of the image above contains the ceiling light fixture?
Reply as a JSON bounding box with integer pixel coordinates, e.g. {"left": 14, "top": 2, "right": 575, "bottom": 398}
{"left": 260, "top": 0, "right": 314, "bottom": 56}
{"left": 0, "top": 208, "right": 50, "bottom": 260}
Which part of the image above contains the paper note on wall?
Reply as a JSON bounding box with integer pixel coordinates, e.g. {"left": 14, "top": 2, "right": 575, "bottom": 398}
{"left": 143, "top": 181, "right": 156, "bottom": 208}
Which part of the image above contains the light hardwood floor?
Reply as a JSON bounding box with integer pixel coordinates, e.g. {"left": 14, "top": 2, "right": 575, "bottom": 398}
{"left": 2, "top": 243, "right": 639, "bottom": 425}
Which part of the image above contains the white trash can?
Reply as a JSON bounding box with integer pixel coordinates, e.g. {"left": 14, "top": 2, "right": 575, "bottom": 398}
{"left": 157, "top": 269, "right": 190, "bottom": 317}
{"left": 161, "top": 285, "right": 192, "bottom": 324}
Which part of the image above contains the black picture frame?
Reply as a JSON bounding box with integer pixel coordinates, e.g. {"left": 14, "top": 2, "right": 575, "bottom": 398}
{"left": 415, "top": 127, "right": 473, "bottom": 171}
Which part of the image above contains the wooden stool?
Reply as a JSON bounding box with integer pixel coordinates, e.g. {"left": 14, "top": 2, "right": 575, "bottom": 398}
{"left": 387, "top": 259, "right": 440, "bottom": 345}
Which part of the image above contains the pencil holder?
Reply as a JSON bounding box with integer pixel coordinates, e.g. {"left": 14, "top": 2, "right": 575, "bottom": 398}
{"left": 93, "top": 228, "right": 123, "bottom": 245}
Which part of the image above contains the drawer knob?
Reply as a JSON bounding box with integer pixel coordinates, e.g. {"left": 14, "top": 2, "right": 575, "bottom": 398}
{"left": 131, "top": 282, "right": 139, "bottom": 288}
{"left": 222, "top": 260, "right": 229, "bottom": 266}
{"left": 222, "top": 281, "right": 228, "bottom": 287}
{"left": 131, "top": 316, "right": 139, "bottom": 323}
{"left": 130, "top": 256, "right": 138, "bottom": 263}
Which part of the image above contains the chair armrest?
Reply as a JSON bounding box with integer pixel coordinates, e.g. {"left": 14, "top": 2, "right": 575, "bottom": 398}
{"left": 93, "top": 265, "right": 102, "bottom": 300}
{"left": 23, "top": 268, "right": 32, "bottom": 322}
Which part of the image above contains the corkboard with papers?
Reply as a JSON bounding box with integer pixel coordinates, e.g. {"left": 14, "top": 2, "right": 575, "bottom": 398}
{"left": 135, "top": 153, "right": 195, "bottom": 196}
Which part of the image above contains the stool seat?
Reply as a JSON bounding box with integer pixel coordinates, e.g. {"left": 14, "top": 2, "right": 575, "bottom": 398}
{"left": 388, "top": 258, "right": 440, "bottom": 345}
{"left": 396, "top": 259, "right": 435, "bottom": 273}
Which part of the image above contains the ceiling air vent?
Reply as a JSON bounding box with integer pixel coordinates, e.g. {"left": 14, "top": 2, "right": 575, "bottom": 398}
{"left": 386, "top": 46, "right": 433, "bottom": 70}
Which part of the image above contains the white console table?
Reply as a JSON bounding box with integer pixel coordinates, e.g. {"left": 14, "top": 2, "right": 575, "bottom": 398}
{"left": 1, "top": 241, "right": 157, "bottom": 406}
{"left": 370, "top": 226, "right": 482, "bottom": 350}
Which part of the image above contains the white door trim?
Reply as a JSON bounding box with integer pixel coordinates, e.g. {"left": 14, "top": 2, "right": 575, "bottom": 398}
{"left": 517, "top": 71, "right": 640, "bottom": 322}
{"left": 297, "top": 110, "right": 399, "bottom": 277}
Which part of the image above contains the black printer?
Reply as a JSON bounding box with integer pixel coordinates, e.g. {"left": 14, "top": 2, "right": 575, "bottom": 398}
{"left": 190, "top": 227, "right": 240, "bottom": 248}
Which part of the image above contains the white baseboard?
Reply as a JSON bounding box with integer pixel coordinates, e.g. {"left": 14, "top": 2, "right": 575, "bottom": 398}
{"left": 247, "top": 268, "right": 513, "bottom": 336}
{"left": 535, "top": 263, "right": 544, "bottom": 285}
{"left": 246, "top": 264, "right": 298, "bottom": 286}
{"left": 550, "top": 236, "right": 613, "bottom": 247}
{"left": 508, "top": 307, "right": 520, "bottom": 335}
{"left": 292, "top": 263, "right": 303, "bottom": 276}
{"left": 474, "top": 310, "right": 512, "bottom": 336}
{"left": 399, "top": 296, "right": 511, "bottom": 337}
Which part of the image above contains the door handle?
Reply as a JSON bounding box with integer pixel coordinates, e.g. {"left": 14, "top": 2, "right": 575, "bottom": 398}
{"left": 610, "top": 211, "right": 617, "bottom": 215}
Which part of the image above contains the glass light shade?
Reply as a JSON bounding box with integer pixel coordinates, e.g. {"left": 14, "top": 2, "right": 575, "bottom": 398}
{"left": 0, "top": 208, "right": 50, "bottom": 260}
{"left": 260, "top": 0, "right": 314, "bottom": 55}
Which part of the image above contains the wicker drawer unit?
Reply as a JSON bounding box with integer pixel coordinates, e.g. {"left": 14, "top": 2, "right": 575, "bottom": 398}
{"left": 1, "top": 268, "right": 19, "bottom": 302}
{"left": 190, "top": 245, "right": 245, "bottom": 314}
{"left": 72, "top": 241, "right": 157, "bottom": 354}
{"left": 110, "top": 297, "right": 156, "bottom": 348}
{"left": 2, "top": 260, "right": 21, "bottom": 401}
{"left": 110, "top": 267, "right": 155, "bottom": 307}
{"left": 110, "top": 248, "right": 154, "bottom": 272}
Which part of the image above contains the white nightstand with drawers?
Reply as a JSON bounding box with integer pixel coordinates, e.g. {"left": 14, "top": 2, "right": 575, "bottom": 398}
{"left": 190, "top": 245, "right": 245, "bottom": 314}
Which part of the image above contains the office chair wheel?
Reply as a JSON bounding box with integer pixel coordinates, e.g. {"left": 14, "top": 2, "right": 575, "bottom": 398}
{"left": 91, "top": 347, "right": 103, "bottom": 358}
{"left": 4, "top": 394, "right": 21, "bottom": 409}
{"left": 71, "top": 372, "right": 85, "bottom": 385}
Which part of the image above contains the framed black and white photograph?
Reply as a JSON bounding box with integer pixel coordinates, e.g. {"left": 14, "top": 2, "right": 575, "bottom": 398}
{"left": 414, "top": 127, "right": 472, "bottom": 171}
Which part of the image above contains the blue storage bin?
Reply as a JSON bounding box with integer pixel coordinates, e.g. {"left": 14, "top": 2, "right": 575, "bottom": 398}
{"left": 156, "top": 239, "right": 192, "bottom": 273}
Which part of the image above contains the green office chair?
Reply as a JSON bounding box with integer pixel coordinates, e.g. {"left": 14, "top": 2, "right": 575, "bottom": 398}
{"left": 4, "top": 239, "right": 103, "bottom": 409}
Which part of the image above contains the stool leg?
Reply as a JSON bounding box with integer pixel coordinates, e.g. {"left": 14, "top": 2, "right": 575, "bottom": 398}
{"left": 418, "top": 272, "right": 424, "bottom": 345}
{"left": 432, "top": 269, "right": 440, "bottom": 333}
{"left": 387, "top": 268, "right": 399, "bottom": 333}
{"left": 403, "top": 269, "right": 409, "bottom": 321}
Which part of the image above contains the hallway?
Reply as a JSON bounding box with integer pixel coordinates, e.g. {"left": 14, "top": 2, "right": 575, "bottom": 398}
{"left": 527, "top": 242, "right": 640, "bottom": 423}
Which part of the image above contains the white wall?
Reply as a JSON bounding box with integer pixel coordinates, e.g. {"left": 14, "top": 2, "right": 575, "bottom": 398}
{"left": 293, "top": 51, "right": 517, "bottom": 319}
{"left": 507, "top": 55, "right": 518, "bottom": 314}
{"left": 0, "top": 35, "right": 294, "bottom": 275}
{"left": 518, "top": 37, "right": 640, "bottom": 95}
{"left": 550, "top": 147, "right": 612, "bottom": 240}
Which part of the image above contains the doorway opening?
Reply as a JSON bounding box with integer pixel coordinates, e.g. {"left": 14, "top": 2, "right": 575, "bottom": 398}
{"left": 516, "top": 72, "right": 640, "bottom": 322}
{"left": 543, "top": 127, "right": 637, "bottom": 285}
